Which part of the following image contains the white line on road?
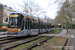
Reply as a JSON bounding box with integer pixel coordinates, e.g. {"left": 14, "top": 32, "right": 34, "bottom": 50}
{"left": 71, "top": 35, "right": 75, "bottom": 38}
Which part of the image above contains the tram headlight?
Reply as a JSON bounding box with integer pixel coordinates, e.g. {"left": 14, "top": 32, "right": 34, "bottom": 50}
{"left": 18, "top": 29, "right": 20, "bottom": 31}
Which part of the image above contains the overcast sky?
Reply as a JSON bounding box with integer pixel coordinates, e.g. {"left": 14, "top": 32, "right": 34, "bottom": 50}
{"left": 0, "top": 0, "right": 65, "bottom": 19}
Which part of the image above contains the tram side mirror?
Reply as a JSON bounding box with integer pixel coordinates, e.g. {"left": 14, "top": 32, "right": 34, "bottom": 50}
{"left": 5, "top": 18, "right": 8, "bottom": 22}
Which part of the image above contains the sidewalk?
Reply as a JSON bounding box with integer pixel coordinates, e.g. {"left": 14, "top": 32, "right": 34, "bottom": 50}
{"left": 69, "top": 29, "right": 75, "bottom": 50}
{"left": 0, "top": 35, "right": 7, "bottom": 38}
{"left": 0, "top": 32, "right": 7, "bottom": 38}
{"left": 57, "top": 29, "right": 67, "bottom": 36}
{"left": 41, "top": 29, "right": 69, "bottom": 38}
{"left": 0, "top": 32, "right": 7, "bottom": 34}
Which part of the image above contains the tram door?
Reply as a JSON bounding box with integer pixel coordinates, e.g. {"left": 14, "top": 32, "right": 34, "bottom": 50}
{"left": 25, "top": 18, "right": 38, "bottom": 35}
{"left": 27, "top": 19, "right": 30, "bottom": 35}
{"left": 24, "top": 18, "right": 30, "bottom": 35}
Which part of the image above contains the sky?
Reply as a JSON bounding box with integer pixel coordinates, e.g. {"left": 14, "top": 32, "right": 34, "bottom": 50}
{"left": 0, "top": 0, "right": 64, "bottom": 19}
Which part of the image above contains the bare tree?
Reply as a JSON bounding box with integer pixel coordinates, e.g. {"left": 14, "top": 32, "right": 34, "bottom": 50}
{"left": 11, "top": 0, "right": 42, "bottom": 15}
{"left": 54, "top": 0, "right": 75, "bottom": 28}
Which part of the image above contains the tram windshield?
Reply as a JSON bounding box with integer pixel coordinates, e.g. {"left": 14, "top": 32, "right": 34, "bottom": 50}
{"left": 58, "top": 26, "right": 62, "bottom": 27}
{"left": 8, "top": 17, "right": 20, "bottom": 28}
{"left": 8, "top": 13, "right": 24, "bottom": 28}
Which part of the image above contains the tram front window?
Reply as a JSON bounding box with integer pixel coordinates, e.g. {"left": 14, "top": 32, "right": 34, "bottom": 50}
{"left": 8, "top": 17, "right": 20, "bottom": 28}
{"left": 58, "top": 26, "right": 61, "bottom": 28}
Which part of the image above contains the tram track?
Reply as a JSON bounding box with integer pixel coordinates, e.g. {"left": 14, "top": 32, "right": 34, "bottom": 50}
{"left": 2, "top": 31, "right": 58, "bottom": 50}
{"left": 0, "top": 30, "right": 56, "bottom": 45}
{"left": 25, "top": 36, "right": 54, "bottom": 50}
{"left": 0, "top": 37, "right": 11, "bottom": 39}
{"left": 0, "top": 31, "right": 54, "bottom": 45}
{"left": 25, "top": 30, "right": 60, "bottom": 50}
{"left": 0, "top": 36, "right": 37, "bottom": 45}
{"left": 0, "top": 30, "right": 60, "bottom": 50}
{"left": 0, "top": 37, "right": 15, "bottom": 41}
{"left": 2, "top": 36, "right": 43, "bottom": 50}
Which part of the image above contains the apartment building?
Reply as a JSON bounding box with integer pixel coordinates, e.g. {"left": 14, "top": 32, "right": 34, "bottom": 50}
{"left": 0, "top": 3, "right": 15, "bottom": 24}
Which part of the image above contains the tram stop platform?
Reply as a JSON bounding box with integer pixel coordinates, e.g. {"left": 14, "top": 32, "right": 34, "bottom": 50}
{"left": 41, "top": 29, "right": 70, "bottom": 38}
{"left": 0, "top": 32, "right": 7, "bottom": 38}
{"left": 0, "top": 35, "right": 7, "bottom": 38}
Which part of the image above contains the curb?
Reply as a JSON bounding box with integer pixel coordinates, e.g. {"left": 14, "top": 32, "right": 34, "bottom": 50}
{"left": 62, "top": 34, "right": 71, "bottom": 50}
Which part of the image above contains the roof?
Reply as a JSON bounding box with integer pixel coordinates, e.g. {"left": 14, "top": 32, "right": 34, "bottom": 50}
{"left": 0, "top": 3, "right": 15, "bottom": 12}
{"left": 10, "top": 12, "right": 53, "bottom": 23}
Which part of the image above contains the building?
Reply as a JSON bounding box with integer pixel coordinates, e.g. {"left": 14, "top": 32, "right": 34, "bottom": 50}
{"left": 0, "top": 3, "right": 15, "bottom": 24}
{"left": 0, "top": 4, "right": 3, "bottom": 24}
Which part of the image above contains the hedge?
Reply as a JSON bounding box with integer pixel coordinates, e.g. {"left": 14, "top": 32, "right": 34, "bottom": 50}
{"left": 0, "top": 23, "right": 8, "bottom": 27}
{"left": 0, "top": 29, "right": 7, "bottom": 31}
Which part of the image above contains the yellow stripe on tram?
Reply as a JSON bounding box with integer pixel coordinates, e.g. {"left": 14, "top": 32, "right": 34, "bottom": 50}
{"left": 10, "top": 15, "right": 19, "bottom": 17}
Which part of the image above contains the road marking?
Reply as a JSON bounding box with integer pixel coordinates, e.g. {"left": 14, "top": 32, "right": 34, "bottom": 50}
{"left": 71, "top": 35, "right": 75, "bottom": 38}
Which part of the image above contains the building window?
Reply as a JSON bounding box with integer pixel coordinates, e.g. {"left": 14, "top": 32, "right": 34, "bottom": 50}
{"left": 5, "top": 18, "right": 8, "bottom": 22}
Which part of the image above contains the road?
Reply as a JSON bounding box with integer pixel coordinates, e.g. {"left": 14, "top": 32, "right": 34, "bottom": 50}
{"left": 69, "top": 29, "right": 75, "bottom": 50}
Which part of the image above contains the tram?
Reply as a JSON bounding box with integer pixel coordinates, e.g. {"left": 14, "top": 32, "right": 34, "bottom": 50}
{"left": 57, "top": 23, "right": 62, "bottom": 30}
{"left": 7, "top": 12, "right": 52, "bottom": 37}
{"left": 50, "top": 24, "right": 55, "bottom": 31}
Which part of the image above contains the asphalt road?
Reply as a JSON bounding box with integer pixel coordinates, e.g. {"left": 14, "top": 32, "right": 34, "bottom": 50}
{"left": 69, "top": 29, "right": 75, "bottom": 50}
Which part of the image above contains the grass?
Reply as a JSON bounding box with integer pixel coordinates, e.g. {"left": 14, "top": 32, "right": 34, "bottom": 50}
{"left": 46, "top": 28, "right": 61, "bottom": 34}
{"left": 0, "top": 29, "right": 7, "bottom": 31}
{"left": 53, "top": 30, "right": 60, "bottom": 34}
{"left": 13, "top": 29, "right": 62, "bottom": 50}
{"left": 0, "top": 23, "right": 7, "bottom": 31}
{"left": 46, "top": 28, "right": 58, "bottom": 34}
{"left": 13, "top": 37, "right": 49, "bottom": 50}
{"left": 2, "top": 28, "right": 62, "bottom": 50}
{"left": 3, "top": 35, "right": 41, "bottom": 48}
{"left": 0, "top": 23, "right": 8, "bottom": 27}
{"left": 32, "top": 37, "right": 67, "bottom": 50}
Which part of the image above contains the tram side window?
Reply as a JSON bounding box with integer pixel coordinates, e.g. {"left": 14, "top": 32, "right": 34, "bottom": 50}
{"left": 42, "top": 22, "right": 44, "bottom": 29}
{"left": 39, "top": 21, "right": 41, "bottom": 29}
{"left": 43, "top": 23, "right": 45, "bottom": 29}
{"left": 50, "top": 25, "right": 51, "bottom": 28}
{"left": 48, "top": 24, "right": 50, "bottom": 28}
{"left": 40, "top": 21, "right": 41, "bottom": 29}
{"left": 45, "top": 24, "right": 47, "bottom": 29}
{"left": 18, "top": 14, "right": 24, "bottom": 28}
{"left": 40, "top": 22, "right": 42, "bottom": 29}
{"left": 22, "top": 21, "right": 24, "bottom": 30}
{"left": 38, "top": 21, "right": 40, "bottom": 29}
{"left": 25, "top": 18, "right": 27, "bottom": 29}
{"left": 44, "top": 23, "right": 47, "bottom": 29}
{"left": 32, "top": 20, "right": 38, "bottom": 29}
{"left": 36, "top": 20, "right": 38, "bottom": 29}
{"left": 41, "top": 22, "right": 43, "bottom": 29}
{"left": 28, "top": 19, "right": 30, "bottom": 30}
{"left": 30, "top": 19, "right": 32, "bottom": 29}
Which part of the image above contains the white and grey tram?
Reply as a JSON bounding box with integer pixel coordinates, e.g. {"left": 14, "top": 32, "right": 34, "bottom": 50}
{"left": 7, "top": 12, "right": 53, "bottom": 37}
{"left": 50, "top": 23, "right": 55, "bottom": 31}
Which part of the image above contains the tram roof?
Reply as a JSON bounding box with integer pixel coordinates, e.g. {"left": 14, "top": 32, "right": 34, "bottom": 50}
{"left": 10, "top": 12, "right": 53, "bottom": 23}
